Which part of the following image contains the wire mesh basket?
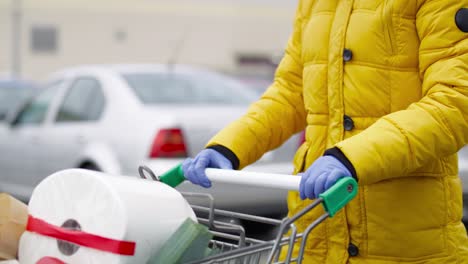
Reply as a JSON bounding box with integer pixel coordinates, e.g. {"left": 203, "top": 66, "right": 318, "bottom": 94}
{"left": 182, "top": 183, "right": 354, "bottom": 264}
{"left": 138, "top": 165, "right": 357, "bottom": 264}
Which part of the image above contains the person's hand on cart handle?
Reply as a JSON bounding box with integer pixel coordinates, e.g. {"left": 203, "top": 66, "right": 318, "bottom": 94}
{"left": 299, "top": 156, "right": 352, "bottom": 200}
{"left": 182, "top": 149, "right": 233, "bottom": 188}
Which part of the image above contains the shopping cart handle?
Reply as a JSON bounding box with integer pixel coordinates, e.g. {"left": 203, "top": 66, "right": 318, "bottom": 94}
{"left": 158, "top": 163, "right": 302, "bottom": 190}
{"left": 158, "top": 164, "right": 358, "bottom": 217}
{"left": 158, "top": 164, "right": 186, "bottom": 188}
{"left": 319, "top": 177, "right": 357, "bottom": 217}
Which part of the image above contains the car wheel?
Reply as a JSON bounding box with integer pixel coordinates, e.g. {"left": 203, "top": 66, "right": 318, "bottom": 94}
{"left": 463, "top": 203, "right": 468, "bottom": 227}
{"left": 80, "top": 163, "right": 101, "bottom": 172}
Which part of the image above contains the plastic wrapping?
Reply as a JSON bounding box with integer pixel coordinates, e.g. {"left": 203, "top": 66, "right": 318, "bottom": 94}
{"left": 148, "top": 218, "right": 213, "bottom": 263}
{"left": 19, "top": 169, "right": 196, "bottom": 264}
{"left": 0, "top": 260, "right": 20, "bottom": 264}
{"left": 0, "top": 193, "right": 27, "bottom": 260}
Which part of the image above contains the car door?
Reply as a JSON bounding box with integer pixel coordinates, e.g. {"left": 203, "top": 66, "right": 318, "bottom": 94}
{"left": 35, "top": 77, "right": 107, "bottom": 177}
{"left": 0, "top": 82, "right": 62, "bottom": 197}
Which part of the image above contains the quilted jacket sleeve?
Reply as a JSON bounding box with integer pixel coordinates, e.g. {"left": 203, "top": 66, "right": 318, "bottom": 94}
{"left": 206, "top": 3, "right": 307, "bottom": 169}
{"left": 337, "top": 0, "right": 468, "bottom": 185}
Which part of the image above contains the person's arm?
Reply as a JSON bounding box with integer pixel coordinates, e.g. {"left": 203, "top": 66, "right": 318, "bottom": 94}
{"left": 335, "top": 0, "right": 468, "bottom": 185}
{"left": 206, "top": 2, "right": 307, "bottom": 169}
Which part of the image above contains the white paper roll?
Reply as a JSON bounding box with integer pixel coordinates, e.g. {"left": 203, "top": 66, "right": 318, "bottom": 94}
{"left": 19, "top": 169, "right": 196, "bottom": 264}
{"left": 0, "top": 260, "right": 19, "bottom": 264}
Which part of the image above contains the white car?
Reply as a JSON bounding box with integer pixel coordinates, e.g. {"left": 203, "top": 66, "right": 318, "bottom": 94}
{"left": 459, "top": 146, "right": 468, "bottom": 223}
{"left": 0, "top": 64, "right": 299, "bottom": 216}
{"left": 0, "top": 79, "right": 38, "bottom": 121}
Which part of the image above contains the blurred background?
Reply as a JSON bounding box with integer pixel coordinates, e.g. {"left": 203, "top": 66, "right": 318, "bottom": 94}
{"left": 0, "top": 0, "right": 294, "bottom": 82}
{"left": 0, "top": 0, "right": 304, "bottom": 229}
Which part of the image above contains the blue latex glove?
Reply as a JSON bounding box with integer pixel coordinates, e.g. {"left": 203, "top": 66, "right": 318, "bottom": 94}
{"left": 182, "top": 149, "right": 233, "bottom": 188}
{"left": 299, "top": 155, "right": 352, "bottom": 200}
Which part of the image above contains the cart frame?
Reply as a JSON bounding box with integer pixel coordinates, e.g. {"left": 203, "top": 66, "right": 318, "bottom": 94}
{"left": 182, "top": 192, "right": 330, "bottom": 264}
{"left": 138, "top": 165, "right": 357, "bottom": 264}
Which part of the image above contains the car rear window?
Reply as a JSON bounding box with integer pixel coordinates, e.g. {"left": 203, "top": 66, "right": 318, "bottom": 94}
{"left": 121, "top": 72, "right": 258, "bottom": 105}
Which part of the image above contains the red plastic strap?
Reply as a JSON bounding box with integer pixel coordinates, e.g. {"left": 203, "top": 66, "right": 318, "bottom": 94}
{"left": 37, "top": 257, "right": 66, "bottom": 264}
{"left": 27, "top": 215, "right": 136, "bottom": 256}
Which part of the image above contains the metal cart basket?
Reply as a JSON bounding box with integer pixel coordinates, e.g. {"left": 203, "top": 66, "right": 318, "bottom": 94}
{"left": 139, "top": 166, "right": 358, "bottom": 264}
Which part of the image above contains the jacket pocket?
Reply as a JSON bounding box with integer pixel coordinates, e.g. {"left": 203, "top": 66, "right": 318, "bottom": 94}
{"left": 365, "top": 177, "right": 448, "bottom": 260}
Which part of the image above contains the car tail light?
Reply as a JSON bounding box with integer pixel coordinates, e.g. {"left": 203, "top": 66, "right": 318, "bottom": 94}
{"left": 149, "top": 128, "right": 188, "bottom": 158}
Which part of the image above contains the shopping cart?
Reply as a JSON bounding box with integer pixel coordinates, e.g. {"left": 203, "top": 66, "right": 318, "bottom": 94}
{"left": 139, "top": 165, "right": 358, "bottom": 264}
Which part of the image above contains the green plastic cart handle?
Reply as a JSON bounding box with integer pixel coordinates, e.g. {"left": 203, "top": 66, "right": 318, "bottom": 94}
{"left": 319, "top": 177, "right": 358, "bottom": 217}
{"left": 159, "top": 163, "right": 185, "bottom": 188}
{"left": 158, "top": 163, "right": 358, "bottom": 217}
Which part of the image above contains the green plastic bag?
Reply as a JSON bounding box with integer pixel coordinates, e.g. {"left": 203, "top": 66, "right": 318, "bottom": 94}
{"left": 148, "top": 218, "right": 213, "bottom": 264}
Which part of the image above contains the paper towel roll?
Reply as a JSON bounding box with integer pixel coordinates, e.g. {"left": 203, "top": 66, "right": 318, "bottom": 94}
{"left": 19, "top": 169, "right": 196, "bottom": 264}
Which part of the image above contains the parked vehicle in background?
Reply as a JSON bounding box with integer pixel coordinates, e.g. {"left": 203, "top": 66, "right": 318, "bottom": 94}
{"left": 0, "top": 79, "right": 38, "bottom": 121}
{"left": 459, "top": 146, "right": 468, "bottom": 224}
{"left": 235, "top": 75, "right": 272, "bottom": 96}
{"left": 0, "top": 64, "right": 300, "bottom": 216}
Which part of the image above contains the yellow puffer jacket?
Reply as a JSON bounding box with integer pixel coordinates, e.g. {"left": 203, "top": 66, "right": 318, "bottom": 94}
{"left": 207, "top": 0, "right": 468, "bottom": 263}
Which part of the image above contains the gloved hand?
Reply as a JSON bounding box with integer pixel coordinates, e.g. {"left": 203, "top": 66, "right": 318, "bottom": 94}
{"left": 182, "top": 149, "right": 233, "bottom": 188}
{"left": 299, "top": 155, "right": 352, "bottom": 200}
